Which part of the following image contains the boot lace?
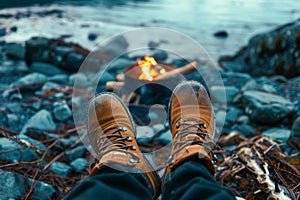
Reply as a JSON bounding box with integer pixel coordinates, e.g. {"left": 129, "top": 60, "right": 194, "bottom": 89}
{"left": 95, "top": 126, "right": 140, "bottom": 162}
{"left": 169, "top": 117, "right": 214, "bottom": 164}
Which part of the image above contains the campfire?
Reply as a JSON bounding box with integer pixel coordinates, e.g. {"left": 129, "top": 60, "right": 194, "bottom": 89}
{"left": 105, "top": 57, "right": 198, "bottom": 124}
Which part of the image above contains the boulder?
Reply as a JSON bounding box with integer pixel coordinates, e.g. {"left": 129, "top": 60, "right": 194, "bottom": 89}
{"left": 21, "top": 109, "right": 56, "bottom": 134}
{"left": 219, "top": 19, "right": 300, "bottom": 78}
{"left": 241, "top": 90, "right": 294, "bottom": 124}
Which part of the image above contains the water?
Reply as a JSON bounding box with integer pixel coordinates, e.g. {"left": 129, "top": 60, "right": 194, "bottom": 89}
{"left": 1, "top": 0, "right": 300, "bottom": 60}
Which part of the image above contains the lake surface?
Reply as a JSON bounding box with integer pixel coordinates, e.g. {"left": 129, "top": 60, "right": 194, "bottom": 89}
{"left": 1, "top": 0, "right": 300, "bottom": 60}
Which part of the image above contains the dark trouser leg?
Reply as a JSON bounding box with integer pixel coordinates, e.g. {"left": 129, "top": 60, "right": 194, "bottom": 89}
{"left": 162, "top": 161, "right": 236, "bottom": 200}
{"left": 65, "top": 166, "right": 153, "bottom": 200}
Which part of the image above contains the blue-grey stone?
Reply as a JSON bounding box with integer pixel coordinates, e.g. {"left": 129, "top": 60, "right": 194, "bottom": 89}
{"left": 0, "top": 169, "right": 56, "bottom": 200}
{"left": 210, "top": 85, "right": 239, "bottom": 103}
{"left": 0, "top": 137, "right": 39, "bottom": 162}
{"left": 70, "top": 158, "right": 88, "bottom": 172}
{"left": 69, "top": 72, "right": 88, "bottom": 87}
{"left": 107, "top": 58, "right": 135, "bottom": 73}
{"left": 6, "top": 113, "right": 19, "bottom": 127}
{"left": 158, "top": 130, "right": 172, "bottom": 145}
{"left": 237, "top": 115, "right": 250, "bottom": 125}
{"left": 12, "top": 73, "right": 47, "bottom": 86}
{"left": 4, "top": 42, "right": 25, "bottom": 59}
{"left": 30, "top": 62, "right": 66, "bottom": 76}
{"left": 5, "top": 102, "right": 21, "bottom": 112}
{"left": 292, "top": 117, "right": 300, "bottom": 139}
{"left": 57, "top": 136, "right": 80, "bottom": 148}
{"left": 50, "top": 161, "right": 73, "bottom": 177}
{"left": 54, "top": 92, "right": 65, "bottom": 99}
{"left": 226, "top": 107, "right": 242, "bottom": 123}
{"left": 99, "top": 72, "right": 115, "bottom": 84}
{"left": 32, "top": 102, "right": 42, "bottom": 110}
{"left": 236, "top": 124, "right": 256, "bottom": 137}
{"left": 242, "top": 90, "right": 295, "bottom": 124}
{"left": 151, "top": 49, "right": 168, "bottom": 62}
{"left": 48, "top": 74, "right": 69, "bottom": 83}
{"left": 65, "top": 52, "right": 84, "bottom": 71}
{"left": 0, "top": 169, "right": 25, "bottom": 199}
{"left": 53, "top": 101, "right": 72, "bottom": 121}
{"left": 41, "top": 82, "right": 60, "bottom": 92}
{"left": 64, "top": 146, "right": 86, "bottom": 163}
{"left": 136, "top": 126, "right": 155, "bottom": 145}
{"left": 215, "top": 110, "right": 226, "bottom": 127}
{"left": 262, "top": 128, "right": 291, "bottom": 143}
{"left": 21, "top": 109, "right": 56, "bottom": 134}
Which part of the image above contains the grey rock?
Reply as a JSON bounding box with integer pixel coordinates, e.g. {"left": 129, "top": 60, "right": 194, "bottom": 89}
{"left": 30, "top": 62, "right": 66, "bottom": 76}
{"left": 158, "top": 130, "right": 172, "bottom": 145}
{"left": 0, "top": 169, "right": 25, "bottom": 199}
{"left": 69, "top": 72, "right": 88, "bottom": 87}
{"left": 65, "top": 52, "right": 84, "bottom": 71}
{"left": 6, "top": 113, "right": 19, "bottom": 127}
{"left": 242, "top": 90, "right": 294, "bottom": 124}
{"left": 64, "top": 146, "right": 86, "bottom": 163}
{"left": 48, "top": 74, "right": 69, "bottom": 83}
{"left": 53, "top": 101, "right": 72, "bottom": 121}
{"left": 99, "top": 72, "right": 115, "bottom": 84}
{"left": 215, "top": 110, "right": 226, "bottom": 127}
{"left": 237, "top": 115, "right": 250, "bottom": 125}
{"left": 151, "top": 49, "right": 168, "bottom": 62}
{"left": 0, "top": 169, "right": 56, "bottom": 200}
{"left": 226, "top": 107, "right": 242, "bottom": 123}
{"left": 262, "top": 128, "right": 291, "bottom": 143}
{"left": 136, "top": 126, "right": 155, "bottom": 145}
{"left": 29, "top": 178, "right": 57, "bottom": 200}
{"left": 6, "top": 102, "right": 21, "bottom": 112}
{"left": 211, "top": 86, "right": 239, "bottom": 103}
{"left": 0, "top": 137, "right": 39, "bottom": 162}
{"left": 12, "top": 72, "right": 47, "bottom": 86}
{"left": 70, "top": 158, "right": 88, "bottom": 172}
{"left": 4, "top": 42, "right": 25, "bottom": 59}
{"left": 291, "top": 116, "right": 300, "bottom": 138}
{"left": 107, "top": 58, "right": 135, "bottom": 73}
{"left": 21, "top": 109, "right": 56, "bottom": 134}
{"left": 50, "top": 161, "right": 73, "bottom": 177}
{"left": 0, "top": 27, "right": 6, "bottom": 36}
{"left": 236, "top": 124, "right": 256, "bottom": 137}
{"left": 41, "top": 81, "right": 60, "bottom": 92}
{"left": 54, "top": 92, "right": 65, "bottom": 99}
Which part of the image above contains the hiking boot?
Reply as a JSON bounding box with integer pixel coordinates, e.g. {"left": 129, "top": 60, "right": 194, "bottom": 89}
{"left": 164, "top": 81, "right": 216, "bottom": 180}
{"left": 88, "top": 93, "right": 160, "bottom": 198}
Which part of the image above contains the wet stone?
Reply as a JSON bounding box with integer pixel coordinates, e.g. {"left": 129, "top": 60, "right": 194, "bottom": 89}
{"left": 47, "top": 74, "right": 69, "bottom": 83}
{"left": 136, "top": 126, "right": 155, "bottom": 145}
{"left": 30, "top": 62, "right": 66, "bottom": 76}
{"left": 241, "top": 90, "right": 294, "bottom": 124}
{"left": 12, "top": 72, "right": 47, "bottom": 86}
{"left": 21, "top": 109, "right": 56, "bottom": 134}
{"left": 53, "top": 101, "right": 72, "bottom": 122}
{"left": 41, "top": 81, "right": 60, "bottom": 92}
{"left": 64, "top": 145, "right": 86, "bottom": 163}
{"left": 262, "top": 128, "right": 291, "bottom": 143}
{"left": 6, "top": 113, "right": 19, "bottom": 127}
{"left": 70, "top": 158, "right": 88, "bottom": 172}
{"left": 50, "top": 161, "right": 73, "bottom": 177}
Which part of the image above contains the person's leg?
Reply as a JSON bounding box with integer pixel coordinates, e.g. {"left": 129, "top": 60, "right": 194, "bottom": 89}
{"left": 162, "top": 161, "right": 235, "bottom": 200}
{"left": 66, "top": 93, "right": 160, "bottom": 199}
{"left": 66, "top": 166, "right": 152, "bottom": 200}
{"left": 162, "top": 81, "right": 235, "bottom": 200}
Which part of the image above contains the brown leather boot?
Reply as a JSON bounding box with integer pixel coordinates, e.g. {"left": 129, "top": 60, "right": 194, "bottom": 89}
{"left": 163, "top": 81, "right": 215, "bottom": 183}
{"left": 88, "top": 93, "right": 160, "bottom": 198}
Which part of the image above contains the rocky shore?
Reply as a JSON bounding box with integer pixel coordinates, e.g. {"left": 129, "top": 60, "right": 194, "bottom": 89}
{"left": 0, "top": 14, "right": 299, "bottom": 200}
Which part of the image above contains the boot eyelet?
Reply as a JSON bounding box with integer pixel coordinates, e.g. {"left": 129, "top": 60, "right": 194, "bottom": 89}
{"left": 121, "top": 127, "right": 127, "bottom": 131}
{"left": 129, "top": 158, "right": 137, "bottom": 164}
{"left": 176, "top": 122, "right": 180, "bottom": 128}
{"left": 131, "top": 146, "right": 136, "bottom": 150}
{"left": 127, "top": 136, "right": 132, "bottom": 141}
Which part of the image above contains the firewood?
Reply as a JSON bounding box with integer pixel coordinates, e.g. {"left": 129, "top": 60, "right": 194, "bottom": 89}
{"left": 155, "top": 61, "right": 198, "bottom": 81}
{"left": 106, "top": 81, "right": 124, "bottom": 91}
{"left": 116, "top": 74, "right": 125, "bottom": 82}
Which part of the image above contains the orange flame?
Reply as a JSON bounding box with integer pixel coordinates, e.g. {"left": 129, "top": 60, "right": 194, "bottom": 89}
{"left": 137, "top": 56, "right": 159, "bottom": 81}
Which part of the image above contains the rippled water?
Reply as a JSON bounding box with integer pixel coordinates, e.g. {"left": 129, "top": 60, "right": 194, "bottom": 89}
{"left": 1, "top": 0, "right": 300, "bottom": 60}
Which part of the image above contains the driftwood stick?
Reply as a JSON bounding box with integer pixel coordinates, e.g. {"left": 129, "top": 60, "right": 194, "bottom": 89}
{"left": 116, "top": 74, "right": 125, "bottom": 82}
{"left": 106, "top": 81, "right": 124, "bottom": 91}
{"left": 155, "top": 61, "right": 198, "bottom": 81}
